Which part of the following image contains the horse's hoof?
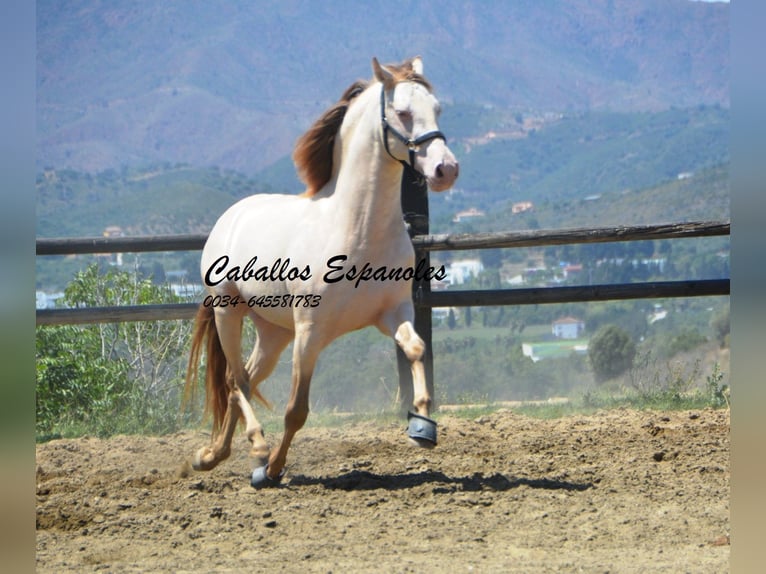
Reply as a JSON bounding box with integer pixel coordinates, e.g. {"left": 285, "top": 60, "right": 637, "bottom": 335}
{"left": 192, "top": 448, "right": 212, "bottom": 471}
{"left": 251, "top": 464, "right": 284, "bottom": 489}
{"left": 407, "top": 411, "right": 437, "bottom": 447}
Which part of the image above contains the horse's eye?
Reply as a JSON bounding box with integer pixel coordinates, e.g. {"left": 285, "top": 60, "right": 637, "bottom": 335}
{"left": 396, "top": 110, "right": 412, "bottom": 122}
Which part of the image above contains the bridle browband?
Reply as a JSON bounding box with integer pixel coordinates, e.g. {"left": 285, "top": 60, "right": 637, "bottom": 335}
{"left": 379, "top": 84, "right": 446, "bottom": 180}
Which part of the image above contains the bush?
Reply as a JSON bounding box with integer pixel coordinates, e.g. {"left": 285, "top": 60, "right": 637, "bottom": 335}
{"left": 36, "top": 264, "right": 195, "bottom": 439}
{"left": 710, "top": 304, "right": 730, "bottom": 348}
{"left": 664, "top": 328, "right": 707, "bottom": 358}
{"left": 588, "top": 324, "right": 637, "bottom": 384}
{"left": 36, "top": 324, "right": 131, "bottom": 437}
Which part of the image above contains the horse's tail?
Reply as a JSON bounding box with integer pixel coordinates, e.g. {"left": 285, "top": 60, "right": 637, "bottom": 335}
{"left": 184, "top": 304, "right": 229, "bottom": 432}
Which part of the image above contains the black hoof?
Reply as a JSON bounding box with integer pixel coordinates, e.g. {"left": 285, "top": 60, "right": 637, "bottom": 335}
{"left": 251, "top": 464, "right": 284, "bottom": 489}
{"left": 407, "top": 411, "right": 437, "bottom": 446}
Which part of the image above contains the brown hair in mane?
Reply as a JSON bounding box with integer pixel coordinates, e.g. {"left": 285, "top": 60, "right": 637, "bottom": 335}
{"left": 293, "top": 80, "right": 369, "bottom": 196}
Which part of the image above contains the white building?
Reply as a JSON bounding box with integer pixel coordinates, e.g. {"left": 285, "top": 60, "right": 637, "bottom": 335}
{"left": 170, "top": 283, "right": 205, "bottom": 300}
{"left": 36, "top": 291, "right": 65, "bottom": 310}
{"left": 552, "top": 316, "right": 585, "bottom": 339}
{"left": 452, "top": 207, "right": 486, "bottom": 223}
{"left": 445, "top": 259, "right": 484, "bottom": 285}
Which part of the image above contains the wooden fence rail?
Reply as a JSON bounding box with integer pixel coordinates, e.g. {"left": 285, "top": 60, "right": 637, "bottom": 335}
{"left": 36, "top": 234, "right": 207, "bottom": 256}
{"left": 36, "top": 220, "right": 728, "bottom": 257}
{"left": 424, "top": 279, "right": 729, "bottom": 308}
{"left": 36, "top": 208, "right": 730, "bottom": 412}
{"left": 36, "top": 220, "right": 730, "bottom": 326}
{"left": 35, "top": 145, "right": 733, "bottom": 414}
{"left": 36, "top": 303, "right": 200, "bottom": 326}
{"left": 411, "top": 220, "right": 730, "bottom": 251}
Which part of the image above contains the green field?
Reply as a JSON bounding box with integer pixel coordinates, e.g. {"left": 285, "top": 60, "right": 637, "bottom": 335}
{"left": 433, "top": 322, "right": 588, "bottom": 360}
{"left": 524, "top": 339, "right": 589, "bottom": 360}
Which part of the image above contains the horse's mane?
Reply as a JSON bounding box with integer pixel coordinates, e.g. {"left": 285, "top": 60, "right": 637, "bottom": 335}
{"left": 293, "top": 58, "right": 432, "bottom": 197}
{"left": 380, "top": 59, "right": 432, "bottom": 92}
{"left": 293, "top": 80, "right": 369, "bottom": 196}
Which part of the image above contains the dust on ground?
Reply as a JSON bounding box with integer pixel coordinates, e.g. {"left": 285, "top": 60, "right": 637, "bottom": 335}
{"left": 36, "top": 408, "right": 729, "bottom": 573}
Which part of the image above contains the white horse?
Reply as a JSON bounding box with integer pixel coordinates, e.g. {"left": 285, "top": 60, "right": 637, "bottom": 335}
{"left": 185, "top": 57, "right": 459, "bottom": 487}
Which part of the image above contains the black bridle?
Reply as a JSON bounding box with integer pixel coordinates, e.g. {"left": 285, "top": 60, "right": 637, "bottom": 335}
{"left": 379, "top": 84, "right": 446, "bottom": 179}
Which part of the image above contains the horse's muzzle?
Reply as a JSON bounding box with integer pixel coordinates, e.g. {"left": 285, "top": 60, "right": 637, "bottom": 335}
{"left": 428, "top": 159, "right": 459, "bottom": 192}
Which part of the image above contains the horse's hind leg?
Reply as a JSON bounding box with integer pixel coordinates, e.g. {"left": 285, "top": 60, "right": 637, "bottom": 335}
{"left": 194, "top": 383, "right": 242, "bottom": 470}
{"left": 193, "top": 309, "right": 250, "bottom": 470}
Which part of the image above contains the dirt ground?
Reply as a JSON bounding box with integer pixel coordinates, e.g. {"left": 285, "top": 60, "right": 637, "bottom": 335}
{"left": 36, "top": 407, "right": 729, "bottom": 573}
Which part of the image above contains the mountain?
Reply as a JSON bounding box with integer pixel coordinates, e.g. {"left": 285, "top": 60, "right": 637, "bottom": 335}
{"left": 37, "top": 0, "right": 729, "bottom": 175}
{"left": 36, "top": 103, "right": 729, "bottom": 237}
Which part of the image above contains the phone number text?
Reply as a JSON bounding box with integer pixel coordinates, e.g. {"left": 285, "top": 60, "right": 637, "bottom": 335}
{"left": 203, "top": 294, "right": 322, "bottom": 309}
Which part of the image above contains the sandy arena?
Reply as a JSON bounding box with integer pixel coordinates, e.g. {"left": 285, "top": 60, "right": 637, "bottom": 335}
{"left": 36, "top": 407, "right": 729, "bottom": 572}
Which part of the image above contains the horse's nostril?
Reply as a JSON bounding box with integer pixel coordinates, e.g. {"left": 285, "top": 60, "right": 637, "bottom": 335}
{"left": 436, "top": 165, "right": 444, "bottom": 178}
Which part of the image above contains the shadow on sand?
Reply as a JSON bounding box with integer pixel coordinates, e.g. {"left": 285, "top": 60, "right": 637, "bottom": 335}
{"left": 285, "top": 469, "right": 592, "bottom": 492}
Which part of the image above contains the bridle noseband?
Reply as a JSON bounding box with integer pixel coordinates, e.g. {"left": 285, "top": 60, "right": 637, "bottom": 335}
{"left": 380, "top": 84, "right": 446, "bottom": 180}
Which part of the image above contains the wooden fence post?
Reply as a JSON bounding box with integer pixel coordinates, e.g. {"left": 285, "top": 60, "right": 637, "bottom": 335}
{"left": 397, "top": 166, "right": 435, "bottom": 413}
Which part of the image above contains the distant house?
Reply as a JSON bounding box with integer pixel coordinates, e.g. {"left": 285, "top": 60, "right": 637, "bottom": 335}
{"left": 512, "top": 201, "right": 533, "bottom": 214}
{"left": 103, "top": 225, "right": 125, "bottom": 266}
{"left": 452, "top": 207, "right": 486, "bottom": 223}
{"left": 103, "top": 225, "right": 124, "bottom": 237}
{"left": 562, "top": 264, "right": 582, "bottom": 279}
{"left": 446, "top": 259, "right": 483, "bottom": 285}
{"left": 552, "top": 316, "right": 585, "bottom": 339}
{"left": 36, "top": 291, "right": 65, "bottom": 310}
{"left": 170, "top": 283, "right": 205, "bottom": 300}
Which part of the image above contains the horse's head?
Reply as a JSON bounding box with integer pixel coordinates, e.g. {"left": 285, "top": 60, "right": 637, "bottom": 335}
{"left": 373, "top": 57, "right": 459, "bottom": 192}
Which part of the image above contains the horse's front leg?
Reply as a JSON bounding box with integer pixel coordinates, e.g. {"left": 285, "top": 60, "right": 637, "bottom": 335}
{"left": 251, "top": 323, "right": 321, "bottom": 488}
{"left": 380, "top": 305, "right": 437, "bottom": 448}
{"left": 241, "top": 318, "right": 294, "bottom": 466}
{"left": 394, "top": 320, "right": 431, "bottom": 416}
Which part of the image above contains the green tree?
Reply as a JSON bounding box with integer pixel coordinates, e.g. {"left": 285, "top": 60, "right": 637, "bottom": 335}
{"left": 36, "top": 264, "right": 193, "bottom": 438}
{"left": 36, "top": 323, "right": 130, "bottom": 437}
{"left": 664, "top": 328, "right": 708, "bottom": 358}
{"left": 710, "top": 304, "right": 730, "bottom": 348}
{"left": 588, "top": 324, "right": 637, "bottom": 384}
{"left": 447, "top": 308, "right": 457, "bottom": 330}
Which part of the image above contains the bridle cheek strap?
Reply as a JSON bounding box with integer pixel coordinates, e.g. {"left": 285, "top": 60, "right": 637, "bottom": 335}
{"left": 380, "top": 85, "right": 446, "bottom": 177}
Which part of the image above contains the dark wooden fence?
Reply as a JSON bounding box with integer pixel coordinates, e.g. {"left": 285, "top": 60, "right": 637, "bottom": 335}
{"left": 34, "top": 222, "right": 730, "bottom": 321}
{"left": 36, "top": 174, "right": 730, "bottom": 406}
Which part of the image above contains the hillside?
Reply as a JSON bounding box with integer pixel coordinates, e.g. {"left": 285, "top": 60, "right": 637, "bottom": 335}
{"left": 37, "top": 0, "right": 729, "bottom": 175}
{"left": 36, "top": 165, "right": 267, "bottom": 238}
{"left": 501, "top": 164, "right": 730, "bottom": 230}
{"left": 35, "top": 163, "right": 729, "bottom": 239}
{"left": 36, "top": 105, "right": 729, "bottom": 241}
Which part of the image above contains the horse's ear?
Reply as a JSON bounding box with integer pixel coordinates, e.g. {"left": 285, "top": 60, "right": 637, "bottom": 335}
{"left": 372, "top": 57, "right": 394, "bottom": 88}
{"left": 410, "top": 56, "right": 423, "bottom": 76}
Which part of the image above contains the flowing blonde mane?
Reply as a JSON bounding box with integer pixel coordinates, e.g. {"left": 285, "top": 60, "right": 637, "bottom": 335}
{"left": 293, "top": 58, "right": 433, "bottom": 197}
